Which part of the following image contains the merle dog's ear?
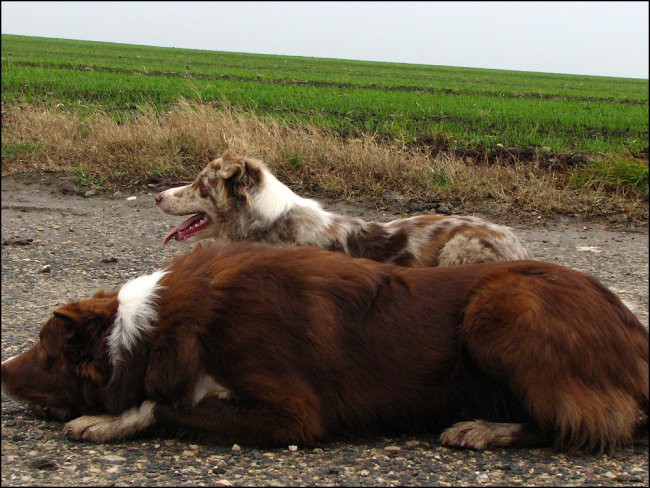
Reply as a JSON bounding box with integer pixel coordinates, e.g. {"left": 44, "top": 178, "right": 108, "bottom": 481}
{"left": 218, "top": 154, "right": 247, "bottom": 182}
{"left": 207, "top": 148, "right": 221, "bottom": 161}
{"left": 218, "top": 153, "right": 264, "bottom": 205}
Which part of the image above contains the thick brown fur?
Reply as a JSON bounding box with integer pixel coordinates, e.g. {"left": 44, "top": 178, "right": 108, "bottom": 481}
{"left": 2, "top": 243, "right": 648, "bottom": 452}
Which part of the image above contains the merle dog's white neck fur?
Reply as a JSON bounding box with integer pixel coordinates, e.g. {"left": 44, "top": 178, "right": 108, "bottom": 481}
{"left": 246, "top": 169, "right": 342, "bottom": 248}
{"left": 251, "top": 170, "right": 323, "bottom": 223}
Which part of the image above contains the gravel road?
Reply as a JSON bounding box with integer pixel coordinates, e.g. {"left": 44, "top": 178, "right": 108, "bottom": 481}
{"left": 1, "top": 174, "right": 648, "bottom": 487}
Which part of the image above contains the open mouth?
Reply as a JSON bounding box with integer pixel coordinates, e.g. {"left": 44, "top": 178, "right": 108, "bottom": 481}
{"left": 163, "top": 212, "right": 213, "bottom": 245}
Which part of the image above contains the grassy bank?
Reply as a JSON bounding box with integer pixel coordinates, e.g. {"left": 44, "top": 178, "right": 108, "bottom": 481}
{"left": 2, "top": 101, "right": 647, "bottom": 223}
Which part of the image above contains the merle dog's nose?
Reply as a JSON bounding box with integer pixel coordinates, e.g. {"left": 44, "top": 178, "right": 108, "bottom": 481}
{"left": 155, "top": 192, "right": 163, "bottom": 205}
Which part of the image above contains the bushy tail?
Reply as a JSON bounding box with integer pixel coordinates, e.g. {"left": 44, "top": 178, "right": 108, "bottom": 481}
{"left": 459, "top": 264, "right": 649, "bottom": 452}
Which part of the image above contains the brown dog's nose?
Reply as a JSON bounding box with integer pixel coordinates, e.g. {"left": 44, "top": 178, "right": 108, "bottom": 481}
{"left": 155, "top": 192, "right": 163, "bottom": 205}
{"left": 1, "top": 356, "right": 15, "bottom": 395}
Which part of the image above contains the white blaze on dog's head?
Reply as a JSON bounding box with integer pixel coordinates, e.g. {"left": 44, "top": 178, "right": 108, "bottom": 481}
{"left": 108, "top": 270, "right": 168, "bottom": 365}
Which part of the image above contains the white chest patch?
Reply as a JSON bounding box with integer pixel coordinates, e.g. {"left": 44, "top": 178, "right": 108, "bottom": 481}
{"left": 108, "top": 270, "right": 168, "bottom": 365}
{"left": 193, "top": 374, "right": 233, "bottom": 405}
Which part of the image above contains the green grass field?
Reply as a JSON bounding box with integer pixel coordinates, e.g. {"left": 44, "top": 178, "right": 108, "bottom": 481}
{"left": 1, "top": 34, "right": 648, "bottom": 222}
{"left": 2, "top": 34, "right": 648, "bottom": 156}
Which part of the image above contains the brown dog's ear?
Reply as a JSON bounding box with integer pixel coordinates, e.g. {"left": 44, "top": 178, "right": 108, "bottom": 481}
{"left": 53, "top": 298, "right": 118, "bottom": 329}
{"left": 92, "top": 288, "right": 119, "bottom": 300}
{"left": 53, "top": 304, "right": 81, "bottom": 323}
{"left": 52, "top": 299, "right": 117, "bottom": 385}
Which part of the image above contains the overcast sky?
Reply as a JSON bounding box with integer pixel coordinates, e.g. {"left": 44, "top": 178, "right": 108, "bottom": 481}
{"left": 1, "top": 1, "right": 648, "bottom": 79}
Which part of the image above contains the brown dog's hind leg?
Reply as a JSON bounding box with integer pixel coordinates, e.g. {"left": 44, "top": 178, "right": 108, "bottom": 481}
{"left": 459, "top": 267, "right": 648, "bottom": 452}
{"left": 440, "top": 420, "right": 548, "bottom": 450}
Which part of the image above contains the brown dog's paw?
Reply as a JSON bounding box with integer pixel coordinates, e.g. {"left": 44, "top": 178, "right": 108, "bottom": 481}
{"left": 440, "top": 420, "right": 523, "bottom": 450}
{"left": 64, "top": 401, "right": 157, "bottom": 443}
{"left": 64, "top": 415, "right": 118, "bottom": 443}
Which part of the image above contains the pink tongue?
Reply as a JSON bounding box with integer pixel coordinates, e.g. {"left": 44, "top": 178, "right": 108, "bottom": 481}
{"left": 163, "top": 213, "right": 210, "bottom": 245}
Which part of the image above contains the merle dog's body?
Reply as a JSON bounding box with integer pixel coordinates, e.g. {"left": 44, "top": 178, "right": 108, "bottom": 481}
{"left": 156, "top": 152, "right": 530, "bottom": 266}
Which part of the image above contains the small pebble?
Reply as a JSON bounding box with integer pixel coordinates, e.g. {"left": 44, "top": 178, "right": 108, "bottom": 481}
{"left": 39, "top": 265, "right": 51, "bottom": 273}
{"left": 231, "top": 444, "right": 241, "bottom": 452}
{"left": 103, "top": 454, "right": 126, "bottom": 462}
{"left": 288, "top": 445, "right": 298, "bottom": 452}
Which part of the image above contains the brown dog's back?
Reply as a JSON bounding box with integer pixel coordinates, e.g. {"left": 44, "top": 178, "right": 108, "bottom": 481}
{"left": 156, "top": 245, "right": 648, "bottom": 450}
{"left": 2, "top": 243, "right": 647, "bottom": 451}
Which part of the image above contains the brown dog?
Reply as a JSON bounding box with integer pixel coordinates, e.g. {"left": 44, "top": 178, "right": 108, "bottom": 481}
{"left": 2, "top": 243, "right": 647, "bottom": 451}
{"left": 155, "top": 152, "right": 530, "bottom": 266}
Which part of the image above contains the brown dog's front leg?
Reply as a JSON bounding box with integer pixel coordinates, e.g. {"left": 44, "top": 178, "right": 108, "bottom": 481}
{"left": 64, "top": 400, "right": 158, "bottom": 443}
{"left": 154, "top": 396, "right": 324, "bottom": 447}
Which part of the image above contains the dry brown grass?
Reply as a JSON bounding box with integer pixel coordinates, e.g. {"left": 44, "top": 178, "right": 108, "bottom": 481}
{"left": 1, "top": 100, "right": 647, "bottom": 224}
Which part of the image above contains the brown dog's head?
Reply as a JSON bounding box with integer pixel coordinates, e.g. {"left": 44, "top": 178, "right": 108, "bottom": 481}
{"left": 1, "top": 294, "right": 118, "bottom": 421}
{"left": 155, "top": 151, "right": 265, "bottom": 245}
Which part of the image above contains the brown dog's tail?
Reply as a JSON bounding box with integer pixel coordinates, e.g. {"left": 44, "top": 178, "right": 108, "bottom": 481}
{"left": 460, "top": 263, "right": 649, "bottom": 452}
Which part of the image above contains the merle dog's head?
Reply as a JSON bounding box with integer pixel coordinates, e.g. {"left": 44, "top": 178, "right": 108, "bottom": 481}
{"left": 155, "top": 151, "right": 264, "bottom": 245}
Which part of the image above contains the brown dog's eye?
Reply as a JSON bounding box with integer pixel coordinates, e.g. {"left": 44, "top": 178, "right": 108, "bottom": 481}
{"left": 37, "top": 344, "right": 55, "bottom": 369}
{"left": 44, "top": 355, "right": 55, "bottom": 370}
{"left": 33, "top": 343, "right": 55, "bottom": 370}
